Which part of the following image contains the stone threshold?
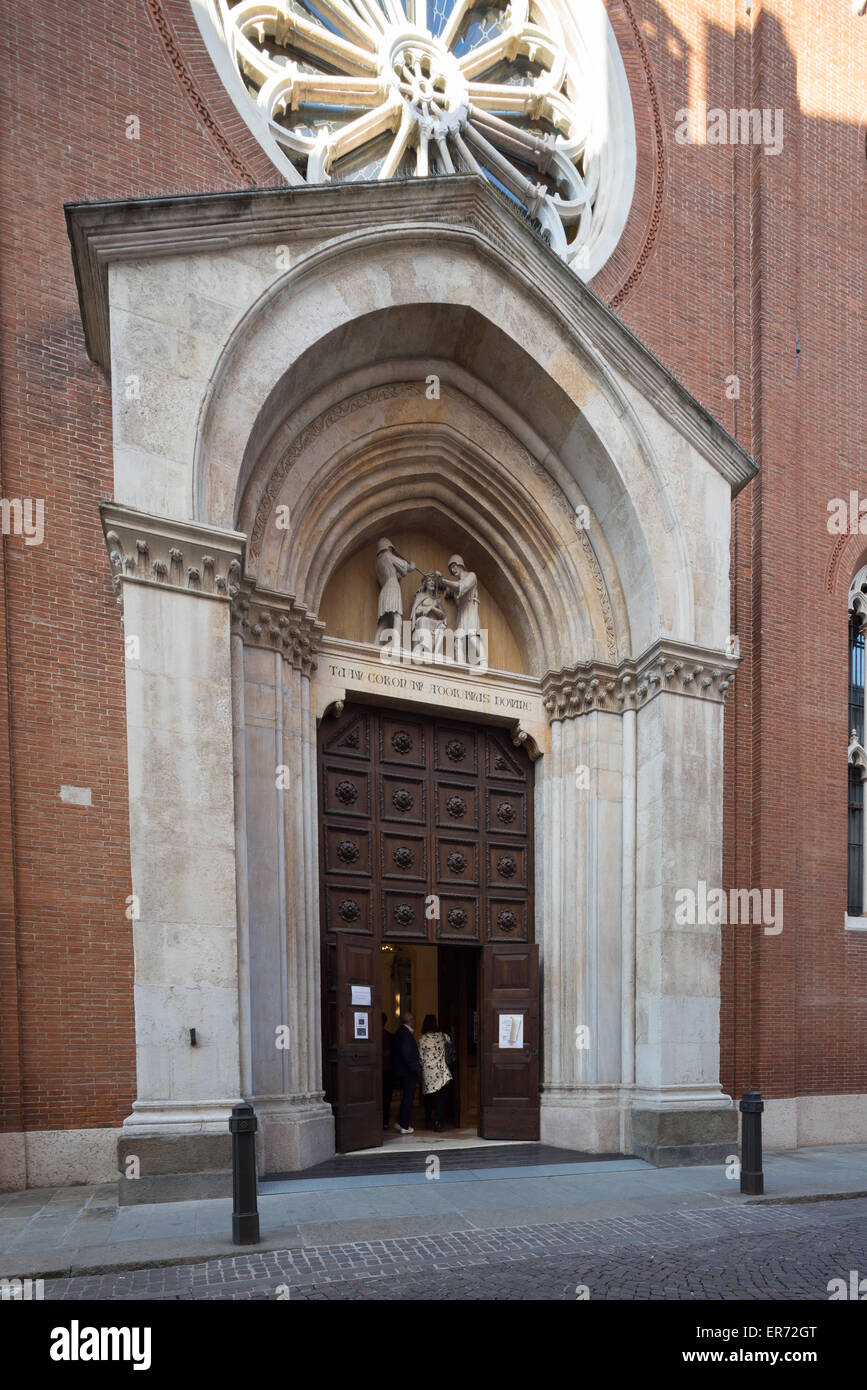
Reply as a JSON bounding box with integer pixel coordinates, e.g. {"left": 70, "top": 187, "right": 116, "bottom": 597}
{"left": 260, "top": 1158, "right": 646, "bottom": 1194}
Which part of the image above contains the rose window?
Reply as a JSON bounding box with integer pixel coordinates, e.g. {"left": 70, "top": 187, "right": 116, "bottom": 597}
{"left": 197, "top": 0, "right": 637, "bottom": 277}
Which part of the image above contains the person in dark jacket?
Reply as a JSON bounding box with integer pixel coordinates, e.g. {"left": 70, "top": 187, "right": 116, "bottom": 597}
{"left": 390, "top": 1010, "right": 422, "bottom": 1134}
{"left": 382, "top": 1012, "right": 396, "bottom": 1130}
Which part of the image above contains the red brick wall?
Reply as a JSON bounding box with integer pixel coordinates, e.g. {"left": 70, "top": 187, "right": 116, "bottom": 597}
{"left": 0, "top": 0, "right": 277, "bottom": 1134}
{"left": 611, "top": 0, "right": 867, "bottom": 1105}
{"left": 1, "top": 0, "right": 864, "bottom": 1137}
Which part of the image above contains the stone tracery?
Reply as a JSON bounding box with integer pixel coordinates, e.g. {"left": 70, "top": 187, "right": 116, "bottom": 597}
{"left": 196, "top": 0, "right": 636, "bottom": 276}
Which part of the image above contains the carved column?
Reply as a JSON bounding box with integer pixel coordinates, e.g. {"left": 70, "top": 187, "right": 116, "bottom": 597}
{"left": 630, "top": 643, "right": 739, "bottom": 1165}
{"left": 538, "top": 663, "right": 626, "bottom": 1152}
{"left": 539, "top": 643, "right": 740, "bottom": 1163}
{"left": 101, "top": 504, "right": 246, "bottom": 1189}
{"left": 231, "top": 587, "right": 335, "bottom": 1171}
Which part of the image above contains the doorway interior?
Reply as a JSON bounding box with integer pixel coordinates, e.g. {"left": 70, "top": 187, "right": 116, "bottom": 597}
{"left": 381, "top": 942, "right": 479, "bottom": 1135}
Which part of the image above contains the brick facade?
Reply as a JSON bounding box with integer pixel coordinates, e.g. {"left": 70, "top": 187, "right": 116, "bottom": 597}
{"left": 1, "top": 0, "right": 864, "bottom": 1148}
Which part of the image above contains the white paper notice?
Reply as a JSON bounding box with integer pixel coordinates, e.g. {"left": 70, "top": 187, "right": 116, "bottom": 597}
{"left": 351, "top": 985, "right": 371, "bottom": 1006}
{"left": 354, "top": 1012, "right": 369, "bottom": 1040}
{"left": 498, "top": 1013, "right": 524, "bottom": 1048}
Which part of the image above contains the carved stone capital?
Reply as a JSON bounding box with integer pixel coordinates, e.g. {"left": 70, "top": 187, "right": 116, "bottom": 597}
{"left": 633, "top": 641, "right": 739, "bottom": 708}
{"left": 101, "top": 503, "right": 244, "bottom": 608}
{"left": 541, "top": 661, "right": 622, "bottom": 721}
{"left": 543, "top": 641, "right": 740, "bottom": 723}
{"left": 231, "top": 583, "right": 325, "bottom": 675}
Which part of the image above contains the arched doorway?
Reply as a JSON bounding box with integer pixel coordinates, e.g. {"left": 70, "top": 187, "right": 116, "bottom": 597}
{"left": 79, "top": 178, "right": 753, "bottom": 1185}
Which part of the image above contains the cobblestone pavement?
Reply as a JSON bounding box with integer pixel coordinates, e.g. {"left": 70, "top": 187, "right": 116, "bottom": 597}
{"left": 39, "top": 1197, "right": 867, "bottom": 1300}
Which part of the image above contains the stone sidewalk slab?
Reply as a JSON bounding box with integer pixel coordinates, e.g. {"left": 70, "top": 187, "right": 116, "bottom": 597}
{"left": 38, "top": 1198, "right": 867, "bottom": 1302}
{"left": 1, "top": 1142, "right": 865, "bottom": 1282}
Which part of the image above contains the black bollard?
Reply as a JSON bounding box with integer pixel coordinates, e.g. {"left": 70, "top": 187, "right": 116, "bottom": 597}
{"left": 230, "top": 1102, "right": 260, "bottom": 1245}
{"left": 739, "top": 1090, "right": 764, "bottom": 1195}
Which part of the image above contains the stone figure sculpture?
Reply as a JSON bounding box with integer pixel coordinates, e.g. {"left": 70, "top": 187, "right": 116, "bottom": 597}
{"left": 374, "top": 545, "right": 483, "bottom": 666}
{"left": 410, "top": 573, "right": 448, "bottom": 651}
{"left": 375, "top": 538, "right": 416, "bottom": 641}
{"left": 441, "top": 555, "right": 480, "bottom": 636}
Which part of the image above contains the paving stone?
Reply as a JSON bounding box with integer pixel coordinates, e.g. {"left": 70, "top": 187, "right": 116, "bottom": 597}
{"left": 39, "top": 1196, "right": 867, "bottom": 1301}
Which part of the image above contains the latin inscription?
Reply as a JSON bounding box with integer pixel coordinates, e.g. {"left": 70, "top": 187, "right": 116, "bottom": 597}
{"left": 327, "top": 663, "right": 532, "bottom": 712}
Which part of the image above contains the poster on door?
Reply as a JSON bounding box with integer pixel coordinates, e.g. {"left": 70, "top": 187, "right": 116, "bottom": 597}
{"left": 498, "top": 1013, "right": 524, "bottom": 1048}
{"left": 354, "top": 1012, "right": 369, "bottom": 1040}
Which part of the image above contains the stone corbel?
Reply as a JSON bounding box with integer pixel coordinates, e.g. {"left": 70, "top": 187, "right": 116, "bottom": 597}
{"left": 231, "top": 582, "right": 325, "bottom": 675}
{"left": 510, "top": 721, "right": 544, "bottom": 760}
{"left": 101, "top": 502, "right": 244, "bottom": 609}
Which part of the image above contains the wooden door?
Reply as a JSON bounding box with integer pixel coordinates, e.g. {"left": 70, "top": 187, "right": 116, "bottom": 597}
{"left": 319, "top": 701, "right": 535, "bottom": 1147}
{"left": 438, "top": 945, "right": 480, "bottom": 1128}
{"left": 480, "top": 942, "right": 540, "bottom": 1140}
{"left": 331, "top": 934, "right": 381, "bottom": 1153}
{"left": 436, "top": 947, "right": 460, "bottom": 1124}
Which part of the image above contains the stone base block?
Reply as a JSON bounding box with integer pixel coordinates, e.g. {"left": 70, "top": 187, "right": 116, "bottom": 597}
{"left": 540, "top": 1089, "right": 625, "bottom": 1154}
{"left": 762, "top": 1094, "right": 867, "bottom": 1149}
{"left": 258, "top": 1103, "right": 335, "bottom": 1175}
{"left": 0, "top": 1133, "right": 27, "bottom": 1191}
{"left": 117, "top": 1133, "right": 233, "bottom": 1206}
{"left": 631, "top": 1105, "right": 738, "bottom": 1167}
{"left": 1, "top": 1128, "right": 121, "bottom": 1190}
{"left": 116, "top": 1104, "right": 336, "bottom": 1200}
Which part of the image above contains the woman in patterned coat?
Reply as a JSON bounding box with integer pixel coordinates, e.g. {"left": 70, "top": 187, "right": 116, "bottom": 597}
{"left": 419, "top": 1014, "right": 453, "bottom": 1132}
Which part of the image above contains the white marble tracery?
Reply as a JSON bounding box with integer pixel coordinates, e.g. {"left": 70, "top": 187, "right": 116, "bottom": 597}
{"left": 849, "top": 565, "right": 867, "bottom": 633}
{"left": 192, "top": 0, "right": 637, "bottom": 277}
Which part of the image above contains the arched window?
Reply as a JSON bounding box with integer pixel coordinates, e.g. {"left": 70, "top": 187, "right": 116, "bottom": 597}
{"left": 847, "top": 567, "right": 867, "bottom": 921}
